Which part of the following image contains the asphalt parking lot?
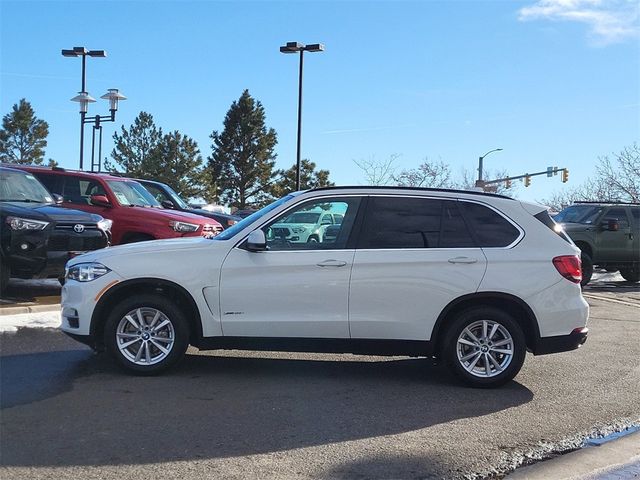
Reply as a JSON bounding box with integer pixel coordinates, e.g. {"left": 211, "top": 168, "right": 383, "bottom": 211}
{"left": 1, "top": 278, "right": 639, "bottom": 479}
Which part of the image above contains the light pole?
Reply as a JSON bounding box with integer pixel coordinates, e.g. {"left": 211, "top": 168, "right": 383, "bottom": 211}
{"left": 280, "top": 41, "right": 324, "bottom": 191}
{"left": 62, "top": 47, "right": 106, "bottom": 170}
{"left": 477, "top": 148, "right": 503, "bottom": 184}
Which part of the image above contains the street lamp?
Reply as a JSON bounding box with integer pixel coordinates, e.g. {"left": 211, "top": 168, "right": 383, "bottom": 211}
{"left": 61, "top": 47, "right": 107, "bottom": 170}
{"left": 477, "top": 148, "right": 503, "bottom": 184}
{"left": 280, "top": 41, "right": 324, "bottom": 191}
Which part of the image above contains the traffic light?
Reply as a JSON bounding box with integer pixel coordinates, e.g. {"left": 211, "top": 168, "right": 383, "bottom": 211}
{"left": 505, "top": 179, "right": 512, "bottom": 189}
{"left": 524, "top": 175, "right": 531, "bottom": 187}
{"left": 562, "top": 169, "right": 569, "bottom": 183}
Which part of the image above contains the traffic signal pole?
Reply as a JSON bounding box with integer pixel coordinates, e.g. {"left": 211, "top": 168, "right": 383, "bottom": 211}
{"left": 477, "top": 167, "right": 569, "bottom": 189}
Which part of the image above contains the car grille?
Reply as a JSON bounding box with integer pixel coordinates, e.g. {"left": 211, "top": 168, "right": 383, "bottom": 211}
{"left": 272, "top": 227, "right": 291, "bottom": 237}
{"left": 48, "top": 235, "right": 106, "bottom": 251}
{"left": 49, "top": 222, "right": 107, "bottom": 251}
{"left": 202, "top": 224, "right": 223, "bottom": 236}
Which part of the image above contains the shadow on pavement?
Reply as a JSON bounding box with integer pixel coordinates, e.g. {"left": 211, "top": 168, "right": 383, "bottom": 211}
{"left": 320, "top": 453, "right": 456, "bottom": 480}
{"left": 1, "top": 342, "right": 534, "bottom": 468}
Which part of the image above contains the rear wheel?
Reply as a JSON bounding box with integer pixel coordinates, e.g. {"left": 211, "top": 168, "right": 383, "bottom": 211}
{"left": 620, "top": 268, "right": 640, "bottom": 283}
{"left": 104, "top": 294, "right": 190, "bottom": 374}
{"left": 442, "top": 307, "right": 526, "bottom": 388}
{"left": 580, "top": 252, "right": 593, "bottom": 286}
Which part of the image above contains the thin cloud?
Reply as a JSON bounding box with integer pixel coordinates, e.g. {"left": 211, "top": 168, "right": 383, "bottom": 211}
{"left": 518, "top": 0, "right": 639, "bottom": 45}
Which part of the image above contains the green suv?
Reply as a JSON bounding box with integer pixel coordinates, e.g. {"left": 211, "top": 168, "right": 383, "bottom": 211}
{"left": 555, "top": 202, "right": 640, "bottom": 285}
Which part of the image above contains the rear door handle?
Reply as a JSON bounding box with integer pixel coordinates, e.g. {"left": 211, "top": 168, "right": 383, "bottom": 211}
{"left": 316, "top": 259, "right": 347, "bottom": 267}
{"left": 448, "top": 256, "right": 478, "bottom": 264}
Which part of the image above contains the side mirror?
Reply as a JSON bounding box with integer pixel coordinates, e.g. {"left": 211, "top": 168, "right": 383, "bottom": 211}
{"left": 161, "top": 200, "right": 176, "bottom": 209}
{"left": 52, "top": 194, "right": 64, "bottom": 205}
{"left": 90, "top": 194, "right": 111, "bottom": 207}
{"left": 246, "top": 229, "right": 267, "bottom": 251}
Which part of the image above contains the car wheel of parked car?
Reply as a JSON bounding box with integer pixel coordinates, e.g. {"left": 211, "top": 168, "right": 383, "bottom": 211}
{"left": 580, "top": 253, "right": 593, "bottom": 286}
{"left": 442, "top": 307, "right": 526, "bottom": 388}
{"left": 0, "top": 262, "right": 10, "bottom": 295}
{"left": 104, "top": 294, "right": 190, "bottom": 375}
{"left": 307, "top": 235, "right": 319, "bottom": 243}
{"left": 620, "top": 268, "right": 640, "bottom": 283}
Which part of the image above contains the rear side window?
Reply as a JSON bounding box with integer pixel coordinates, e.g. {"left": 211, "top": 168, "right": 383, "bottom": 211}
{"left": 358, "top": 197, "right": 475, "bottom": 249}
{"left": 534, "top": 210, "right": 572, "bottom": 243}
{"left": 460, "top": 202, "right": 521, "bottom": 247}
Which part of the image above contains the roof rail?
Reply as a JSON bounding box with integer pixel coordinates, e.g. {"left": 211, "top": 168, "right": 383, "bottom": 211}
{"left": 309, "top": 185, "right": 514, "bottom": 200}
{"left": 574, "top": 201, "right": 639, "bottom": 205}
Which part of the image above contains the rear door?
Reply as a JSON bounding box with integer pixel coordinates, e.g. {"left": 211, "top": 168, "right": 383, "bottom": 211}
{"left": 349, "top": 196, "right": 487, "bottom": 340}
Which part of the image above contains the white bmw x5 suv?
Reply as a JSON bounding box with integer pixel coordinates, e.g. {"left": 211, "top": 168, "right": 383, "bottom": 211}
{"left": 61, "top": 187, "right": 589, "bottom": 387}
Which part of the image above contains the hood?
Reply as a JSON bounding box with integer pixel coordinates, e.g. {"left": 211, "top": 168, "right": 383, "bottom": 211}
{"left": 69, "top": 236, "right": 224, "bottom": 265}
{"left": 1, "top": 202, "right": 102, "bottom": 224}
{"left": 131, "top": 205, "right": 222, "bottom": 226}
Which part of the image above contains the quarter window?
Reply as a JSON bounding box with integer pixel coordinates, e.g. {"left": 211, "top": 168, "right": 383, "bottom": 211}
{"left": 460, "top": 202, "right": 520, "bottom": 247}
{"left": 358, "top": 197, "right": 475, "bottom": 249}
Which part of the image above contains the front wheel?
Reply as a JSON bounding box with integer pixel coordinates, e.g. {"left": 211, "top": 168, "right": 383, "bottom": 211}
{"left": 620, "top": 268, "right": 640, "bottom": 283}
{"left": 104, "top": 294, "right": 190, "bottom": 375}
{"left": 442, "top": 307, "right": 526, "bottom": 388}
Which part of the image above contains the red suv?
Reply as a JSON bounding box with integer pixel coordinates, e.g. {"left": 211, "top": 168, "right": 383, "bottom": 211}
{"left": 12, "top": 166, "right": 222, "bottom": 245}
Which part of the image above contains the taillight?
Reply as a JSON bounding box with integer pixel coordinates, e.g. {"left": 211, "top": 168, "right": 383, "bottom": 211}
{"left": 553, "top": 255, "right": 582, "bottom": 283}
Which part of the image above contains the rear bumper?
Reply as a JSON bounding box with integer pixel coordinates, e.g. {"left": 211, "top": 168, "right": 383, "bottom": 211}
{"left": 533, "top": 327, "right": 588, "bottom": 355}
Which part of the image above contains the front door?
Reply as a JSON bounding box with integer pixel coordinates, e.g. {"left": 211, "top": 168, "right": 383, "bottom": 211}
{"left": 219, "top": 197, "right": 362, "bottom": 338}
{"left": 597, "top": 208, "right": 633, "bottom": 262}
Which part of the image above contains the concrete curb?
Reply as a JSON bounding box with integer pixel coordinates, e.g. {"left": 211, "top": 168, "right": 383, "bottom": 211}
{"left": 0, "top": 304, "right": 61, "bottom": 316}
{"left": 506, "top": 431, "right": 640, "bottom": 479}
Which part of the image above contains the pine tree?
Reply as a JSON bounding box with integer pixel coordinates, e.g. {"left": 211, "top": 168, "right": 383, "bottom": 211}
{"left": 146, "top": 131, "right": 204, "bottom": 199}
{"left": 105, "top": 111, "right": 163, "bottom": 175}
{"left": 206, "top": 90, "right": 277, "bottom": 208}
{"left": 0, "top": 99, "right": 49, "bottom": 164}
{"left": 270, "top": 159, "right": 334, "bottom": 198}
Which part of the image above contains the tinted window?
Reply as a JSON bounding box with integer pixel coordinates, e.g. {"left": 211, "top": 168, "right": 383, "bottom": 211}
{"left": 359, "top": 197, "right": 475, "bottom": 249}
{"left": 461, "top": 202, "right": 520, "bottom": 247}
{"left": 36, "top": 173, "right": 61, "bottom": 194}
{"left": 631, "top": 208, "right": 639, "bottom": 221}
{"left": 603, "top": 208, "right": 629, "bottom": 228}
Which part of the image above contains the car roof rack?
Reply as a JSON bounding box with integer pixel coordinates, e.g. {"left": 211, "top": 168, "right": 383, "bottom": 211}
{"left": 309, "top": 185, "right": 514, "bottom": 200}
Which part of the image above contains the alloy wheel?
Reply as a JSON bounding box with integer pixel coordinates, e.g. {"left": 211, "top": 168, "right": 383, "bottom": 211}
{"left": 456, "top": 319, "right": 514, "bottom": 378}
{"left": 116, "top": 307, "right": 175, "bottom": 366}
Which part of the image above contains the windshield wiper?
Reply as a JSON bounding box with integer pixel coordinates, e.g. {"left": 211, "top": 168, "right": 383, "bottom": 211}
{"left": 2, "top": 198, "right": 45, "bottom": 203}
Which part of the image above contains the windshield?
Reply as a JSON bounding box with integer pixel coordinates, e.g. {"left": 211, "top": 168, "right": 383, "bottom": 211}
{"left": 280, "top": 212, "right": 321, "bottom": 224}
{"left": 107, "top": 180, "right": 161, "bottom": 207}
{"left": 555, "top": 205, "right": 604, "bottom": 224}
{"left": 213, "top": 194, "right": 297, "bottom": 241}
{"left": 163, "top": 184, "right": 190, "bottom": 209}
{"left": 0, "top": 170, "right": 53, "bottom": 203}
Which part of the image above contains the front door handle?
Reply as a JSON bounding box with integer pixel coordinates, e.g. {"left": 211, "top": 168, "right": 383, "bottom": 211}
{"left": 316, "top": 259, "right": 347, "bottom": 267}
{"left": 448, "top": 256, "right": 478, "bottom": 264}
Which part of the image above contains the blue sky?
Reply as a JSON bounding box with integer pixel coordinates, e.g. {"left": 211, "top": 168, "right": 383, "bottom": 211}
{"left": 1, "top": 0, "right": 638, "bottom": 202}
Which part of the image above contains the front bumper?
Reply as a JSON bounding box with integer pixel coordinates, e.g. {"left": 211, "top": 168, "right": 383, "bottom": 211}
{"left": 533, "top": 327, "right": 589, "bottom": 355}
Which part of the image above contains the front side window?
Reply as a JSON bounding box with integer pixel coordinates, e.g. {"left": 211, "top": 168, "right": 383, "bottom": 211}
{"left": 603, "top": 208, "right": 630, "bottom": 229}
{"left": 555, "top": 205, "right": 604, "bottom": 225}
{"left": 264, "top": 197, "right": 361, "bottom": 250}
{"left": 358, "top": 196, "right": 475, "bottom": 249}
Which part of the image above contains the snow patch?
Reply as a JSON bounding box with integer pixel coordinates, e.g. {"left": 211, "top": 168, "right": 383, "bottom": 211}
{"left": 0, "top": 311, "right": 61, "bottom": 333}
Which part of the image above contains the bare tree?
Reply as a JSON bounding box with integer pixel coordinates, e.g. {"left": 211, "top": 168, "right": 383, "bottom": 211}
{"left": 353, "top": 154, "right": 399, "bottom": 186}
{"left": 393, "top": 158, "right": 452, "bottom": 188}
{"left": 539, "top": 143, "right": 639, "bottom": 209}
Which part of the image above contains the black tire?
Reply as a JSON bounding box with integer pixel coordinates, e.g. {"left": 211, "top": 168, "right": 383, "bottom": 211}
{"left": 0, "top": 261, "right": 10, "bottom": 296}
{"left": 307, "top": 235, "right": 319, "bottom": 243}
{"left": 104, "top": 293, "right": 190, "bottom": 375}
{"left": 620, "top": 268, "right": 640, "bottom": 283}
{"left": 442, "top": 307, "right": 527, "bottom": 388}
{"left": 580, "top": 252, "right": 593, "bottom": 287}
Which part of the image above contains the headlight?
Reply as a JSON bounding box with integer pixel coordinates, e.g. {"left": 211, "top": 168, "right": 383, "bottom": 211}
{"left": 66, "top": 262, "right": 111, "bottom": 282}
{"left": 169, "top": 221, "right": 200, "bottom": 233}
{"left": 291, "top": 227, "right": 306, "bottom": 234}
{"left": 6, "top": 216, "right": 49, "bottom": 231}
{"left": 97, "top": 218, "right": 113, "bottom": 232}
